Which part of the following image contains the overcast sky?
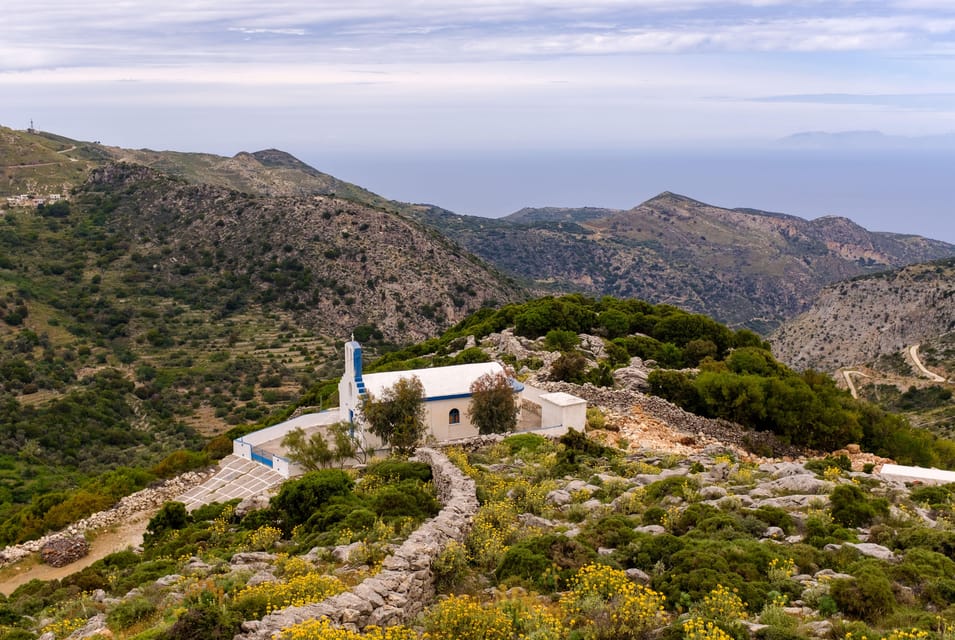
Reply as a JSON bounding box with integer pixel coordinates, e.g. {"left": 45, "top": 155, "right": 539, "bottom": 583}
{"left": 3, "top": 1, "right": 955, "bottom": 239}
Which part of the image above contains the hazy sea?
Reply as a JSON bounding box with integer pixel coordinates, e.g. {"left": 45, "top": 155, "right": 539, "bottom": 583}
{"left": 305, "top": 148, "right": 955, "bottom": 244}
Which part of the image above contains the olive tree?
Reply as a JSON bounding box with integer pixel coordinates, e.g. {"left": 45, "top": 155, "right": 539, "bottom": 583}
{"left": 469, "top": 372, "right": 519, "bottom": 435}
{"left": 282, "top": 421, "right": 365, "bottom": 470}
{"left": 363, "top": 376, "right": 426, "bottom": 454}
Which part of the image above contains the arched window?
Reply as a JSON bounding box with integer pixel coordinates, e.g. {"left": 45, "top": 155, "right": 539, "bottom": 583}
{"left": 449, "top": 408, "right": 461, "bottom": 424}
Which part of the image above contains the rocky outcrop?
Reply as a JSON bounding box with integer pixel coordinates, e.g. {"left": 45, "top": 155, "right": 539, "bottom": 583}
{"left": 235, "top": 447, "right": 479, "bottom": 639}
{"left": 772, "top": 258, "right": 955, "bottom": 372}
{"left": 539, "top": 381, "right": 806, "bottom": 458}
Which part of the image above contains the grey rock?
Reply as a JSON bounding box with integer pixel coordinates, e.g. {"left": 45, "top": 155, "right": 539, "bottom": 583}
{"left": 65, "top": 613, "right": 107, "bottom": 640}
{"left": 802, "top": 620, "right": 833, "bottom": 638}
{"left": 814, "top": 569, "right": 854, "bottom": 580}
{"left": 699, "top": 485, "right": 727, "bottom": 499}
{"left": 332, "top": 541, "right": 364, "bottom": 564}
{"left": 758, "top": 475, "right": 833, "bottom": 495}
{"left": 846, "top": 542, "right": 897, "bottom": 561}
{"left": 769, "top": 462, "right": 811, "bottom": 478}
{"left": 564, "top": 480, "right": 594, "bottom": 493}
{"left": 763, "top": 526, "right": 786, "bottom": 540}
{"left": 518, "top": 513, "right": 556, "bottom": 529}
{"left": 634, "top": 525, "right": 666, "bottom": 535}
{"left": 755, "top": 495, "right": 825, "bottom": 510}
{"left": 155, "top": 574, "right": 183, "bottom": 587}
{"left": 247, "top": 570, "right": 278, "bottom": 587}
{"left": 546, "top": 489, "right": 572, "bottom": 506}
{"left": 625, "top": 568, "right": 651, "bottom": 584}
{"left": 236, "top": 493, "right": 271, "bottom": 517}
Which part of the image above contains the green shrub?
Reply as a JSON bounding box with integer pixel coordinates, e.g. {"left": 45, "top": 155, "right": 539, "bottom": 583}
{"left": 644, "top": 475, "right": 699, "bottom": 503}
{"left": 502, "top": 433, "right": 550, "bottom": 455}
{"left": 805, "top": 455, "right": 852, "bottom": 474}
{"left": 146, "top": 502, "right": 189, "bottom": 543}
{"left": 580, "top": 514, "right": 639, "bottom": 549}
{"left": 749, "top": 506, "right": 794, "bottom": 535}
{"left": 642, "top": 506, "right": 666, "bottom": 525}
{"left": 108, "top": 596, "right": 157, "bottom": 630}
{"left": 829, "top": 484, "right": 888, "bottom": 528}
{"left": 160, "top": 603, "right": 239, "bottom": 640}
{"left": 369, "top": 480, "right": 440, "bottom": 520}
{"left": 366, "top": 459, "right": 433, "bottom": 483}
{"left": 553, "top": 429, "right": 616, "bottom": 476}
{"left": 830, "top": 564, "right": 895, "bottom": 620}
{"left": 271, "top": 469, "right": 354, "bottom": 529}
{"left": 151, "top": 450, "right": 209, "bottom": 478}
{"left": 545, "top": 329, "right": 579, "bottom": 352}
{"left": 494, "top": 534, "right": 594, "bottom": 591}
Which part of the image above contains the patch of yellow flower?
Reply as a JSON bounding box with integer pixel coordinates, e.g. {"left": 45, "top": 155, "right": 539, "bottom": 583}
{"left": 682, "top": 616, "right": 734, "bottom": 640}
{"left": 767, "top": 557, "right": 797, "bottom": 583}
{"left": 693, "top": 585, "right": 747, "bottom": 624}
{"left": 883, "top": 629, "right": 931, "bottom": 640}
{"left": 467, "top": 500, "right": 518, "bottom": 570}
{"left": 422, "top": 593, "right": 563, "bottom": 640}
{"left": 278, "top": 618, "right": 417, "bottom": 640}
{"left": 560, "top": 563, "right": 667, "bottom": 639}
{"left": 823, "top": 466, "right": 843, "bottom": 481}
{"left": 235, "top": 572, "right": 346, "bottom": 617}
{"left": 41, "top": 617, "right": 86, "bottom": 639}
{"left": 248, "top": 524, "right": 283, "bottom": 550}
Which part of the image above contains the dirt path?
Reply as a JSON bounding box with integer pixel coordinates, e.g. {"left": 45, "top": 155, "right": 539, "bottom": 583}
{"left": 842, "top": 370, "right": 870, "bottom": 399}
{"left": 0, "top": 513, "right": 152, "bottom": 596}
{"left": 908, "top": 344, "right": 947, "bottom": 382}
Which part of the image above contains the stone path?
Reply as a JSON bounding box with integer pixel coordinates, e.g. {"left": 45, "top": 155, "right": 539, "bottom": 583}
{"left": 177, "top": 455, "right": 285, "bottom": 511}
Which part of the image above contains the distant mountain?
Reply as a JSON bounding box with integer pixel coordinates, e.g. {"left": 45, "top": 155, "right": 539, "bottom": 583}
{"left": 771, "top": 257, "right": 955, "bottom": 373}
{"left": 409, "top": 191, "right": 955, "bottom": 333}
{"left": 504, "top": 206, "right": 620, "bottom": 224}
{"left": 5, "top": 124, "right": 955, "bottom": 334}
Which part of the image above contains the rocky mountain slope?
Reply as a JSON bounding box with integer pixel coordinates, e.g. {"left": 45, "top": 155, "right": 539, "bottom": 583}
{"left": 411, "top": 193, "right": 955, "bottom": 332}
{"left": 771, "top": 257, "right": 955, "bottom": 373}
{"left": 6, "top": 125, "right": 954, "bottom": 335}
{"left": 76, "top": 162, "right": 523, "bottom": 342}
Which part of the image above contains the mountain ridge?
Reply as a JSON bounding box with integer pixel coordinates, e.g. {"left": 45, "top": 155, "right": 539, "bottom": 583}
{"left": 5, "top": 124, "right": 955, "bottom": 334}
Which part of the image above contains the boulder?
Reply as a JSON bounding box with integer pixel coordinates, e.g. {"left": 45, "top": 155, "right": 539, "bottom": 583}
{"left": 236, "top": 493, "right": 271, "bottom": 517}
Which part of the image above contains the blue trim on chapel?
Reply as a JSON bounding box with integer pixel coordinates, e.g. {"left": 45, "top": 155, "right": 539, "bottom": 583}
{"left": 352, "top": 343, "right": 366, "bottom": 395}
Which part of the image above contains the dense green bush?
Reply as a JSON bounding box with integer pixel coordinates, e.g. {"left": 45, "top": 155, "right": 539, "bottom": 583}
{"left": 271, "top": 469, "right": 354, "bottom": 530}
{"left": 368, "top": 479, "right": 440, "bottom": 520}
{"left": 365, "top": 459, "right": 433, "bottom": 483}
{"left": 494, "top": 534, "right": 594, "bottom": 591}
{"left": 160, "top": 603, "right": 239, "bottom": 640}
{"left": 502, "top": 433, "right": 551, "bottom": 455}
{"left": 830, "top": 563, "right": 896, "bottom": 621}
{"left": 829, "top": 484, "right": 888, "bottom": 528}
{"left": 107, "top": 596, "right": 157, "bottom": 630}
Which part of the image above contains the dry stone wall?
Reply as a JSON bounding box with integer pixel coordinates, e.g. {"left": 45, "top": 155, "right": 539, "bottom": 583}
{"left": 235, "top": 447, "right": 479, "bottom": 639}
{"left": 0, "top": 469, "right": 214, "bottom": 567}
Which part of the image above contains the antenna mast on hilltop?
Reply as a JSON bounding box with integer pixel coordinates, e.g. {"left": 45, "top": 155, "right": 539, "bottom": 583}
{"left": 28, "top": 119, "right": 35, "bottom": 133}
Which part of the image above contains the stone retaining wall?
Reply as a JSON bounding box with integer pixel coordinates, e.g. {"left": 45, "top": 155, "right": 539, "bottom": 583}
{"left": 0, "top": 469, "right": 216, "bottom": 567}
{"left": 236, "top": 447, "right": 479, "bottom": 639}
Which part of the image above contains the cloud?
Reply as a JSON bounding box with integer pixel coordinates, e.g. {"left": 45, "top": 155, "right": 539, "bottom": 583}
{"left": 7, "top": 0, "right": 955, "bottom": 73}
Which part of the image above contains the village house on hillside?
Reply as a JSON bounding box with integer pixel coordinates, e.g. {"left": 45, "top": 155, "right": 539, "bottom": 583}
{"left": 235, "top": 339, "right": 587, "bottom": 477}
